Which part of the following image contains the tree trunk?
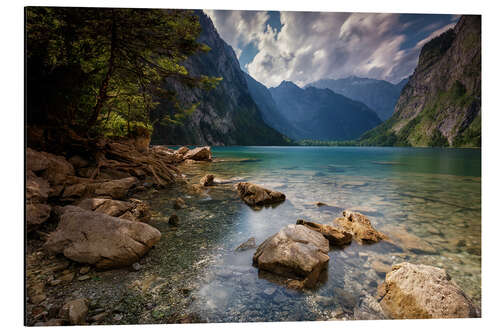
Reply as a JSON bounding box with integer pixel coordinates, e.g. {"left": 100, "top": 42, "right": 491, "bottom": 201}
{"left": 85, "top": 13, "right": 117, "bottom": 132}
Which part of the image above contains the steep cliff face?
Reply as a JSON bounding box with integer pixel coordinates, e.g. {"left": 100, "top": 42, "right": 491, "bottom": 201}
{"left": 244, "top": 73, "right": 306, "bottom": 140}
{"left": 151, "top": 11, "right": 288, "bottom": 146}
{"left": 360, "top": 15, "right": 481, "bottom": 147}
{"left": 307, "top": 76, "right": 408, "bottom": 121}
{"left": 269, "top": 81, "right": 382, "bottom": 141}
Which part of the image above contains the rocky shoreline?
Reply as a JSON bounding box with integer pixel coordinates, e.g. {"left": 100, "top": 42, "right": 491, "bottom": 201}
{"left": 25, "top": 141, "right": 480, "bottom": 326}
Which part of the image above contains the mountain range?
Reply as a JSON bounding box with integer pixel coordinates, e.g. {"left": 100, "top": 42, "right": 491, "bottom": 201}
{"left": 152, "top": 12, "right": 480, "bottom": 147}
{"left": 266, "top": 81, "right": 382, "bottom": 141}
{"left": 307, "top": 76, "right": 409, "bottom": 121}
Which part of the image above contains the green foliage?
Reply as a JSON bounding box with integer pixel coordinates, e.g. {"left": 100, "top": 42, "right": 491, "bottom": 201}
{"left": 453, "top": 114, "right": 481, "bottom": 147}
{"left": 428, "top": 128, "right": 450, "bottom": 147}
{"left": 26, "top": 7, "right": 219, "bottom": 137}
{"left": 359, "top": 81, "right": 479, "bottom": 147}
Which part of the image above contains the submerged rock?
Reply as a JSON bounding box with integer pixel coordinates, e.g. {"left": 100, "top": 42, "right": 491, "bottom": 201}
{"left": 168, "top": 214, "right": 180, "bottom": 226}
{"left": 296, "top": 219, "right": 352, "bottom": 246}
{"left": 335, "top": 210, "right": 385, "bottom": 244}
{"left": 183, "top": 146, "right": 212, "bottom": 161}
{"left": 382, "top": 225, "right": 437, "bottom": 254}
{"left": 253, "top": 224, "right": 329, "bottom": 288}
{"left": 44, "top": 206, "right": 161, "bottom": 268}
{"left": 235, "top": 182, "right": 286, "bottom": 206}
{"left": 200, "top": 174, "right": 215, "bottom": 186}
{"left": 378, "top": 262, "right": 479, "bottom": 319}
{"left": 173, "top": 197, "right": 187, "bottom": 209}
{"left": 235, "top": 237, "right": 257, "bottom": 251}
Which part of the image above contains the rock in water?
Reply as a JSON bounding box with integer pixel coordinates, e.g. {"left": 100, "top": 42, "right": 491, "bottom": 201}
{"left": 378, "top": 262, "right": 479, "bottom": 319}
{"left": 59, "top": 299, "right": 88, "bottom": 325}
{"left": 253, "top": 224, "right": 329, "bottom": 288}
{"left": 235, "top": 237, "right": 257, "bottom": 251}
{"left": 176, "top": 146, "right": 189, "bottom": 155}
{"left": 44, "top": 206, "right": 161, "bottom": 268}
{"left": 183, "top": 146, "right": 212, "bottom": 161}
{"left": 168, "top": 214, "right": 180, "bottom": 226}
{"left": 173, "top": 197, "right": 187, "bottom": 209}
{"left": 296, "top": 219, "right": 352, "bottom": 246}
{"left": 200, "top": 174, "right": 215, "bottom": 186}
{"left": 382, "top": 225, "right": 437, "bottom": 254}
{"left": 235, "top": 182, "right": 286, "bottom": 206}
{"left": 335, "top": 210, "right": 385, "bottom": 244}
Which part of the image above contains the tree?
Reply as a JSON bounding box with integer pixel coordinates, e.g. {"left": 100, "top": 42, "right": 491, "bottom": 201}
{"left": 26, "top": 7, "right": 220, "bottom": 137}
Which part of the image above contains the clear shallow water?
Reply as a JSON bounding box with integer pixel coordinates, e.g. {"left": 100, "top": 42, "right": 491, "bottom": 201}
{"left": 146, "top": 146, "right": 481, "bottom": 322}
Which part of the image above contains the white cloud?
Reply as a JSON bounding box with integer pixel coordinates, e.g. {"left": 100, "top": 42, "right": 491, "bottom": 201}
{"left": 204, "top": 10, "right": 458, "bottom": 87}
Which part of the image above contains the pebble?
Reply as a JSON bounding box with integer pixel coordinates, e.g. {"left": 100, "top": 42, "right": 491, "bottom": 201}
{"left": 90, "top": 312, "right": 108, "bottom": 322}
{"left": 263, "top": 287, "right": 276, "bottom": 296}
{"left": 78, "top": 275, "right": 91, "bottom": 281}
{"left": 80, "top": 266, "right": 90, "bottom": 275}
{"left": 132, "top": 262, "right": 142, "bottom": 271}
{"left": 31, "top": 294, "right": 47, "bottom": 305}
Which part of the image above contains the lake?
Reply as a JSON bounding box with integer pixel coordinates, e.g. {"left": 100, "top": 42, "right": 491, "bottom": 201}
{"left": 144, "top": 146, "right": 481, "bottom": 322}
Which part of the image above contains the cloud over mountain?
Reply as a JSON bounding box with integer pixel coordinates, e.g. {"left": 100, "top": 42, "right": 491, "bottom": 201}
{"left": 204, "top": 10, "right": 458, "bottom": 87}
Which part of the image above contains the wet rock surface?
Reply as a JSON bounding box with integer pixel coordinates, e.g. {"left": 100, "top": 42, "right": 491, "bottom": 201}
{"left": 378, "top": 262, "right": 479, "bottom": 318}
{"left": 296, "top": 219, "right": 352, "bottom": 246}
{"left": 335, "top": 210, "right": 386, "bottom": 244}
{"left": 183, "top": 146, "right": 212, "bottom": 161}
{"left": 235, "top": 182, "right": 286, "bottom": 206}
{"left": 253, "top": 224, "right": 330, "bottom": 288}
{"left": 200, "top": 174, "right": 215, "bottom": 186}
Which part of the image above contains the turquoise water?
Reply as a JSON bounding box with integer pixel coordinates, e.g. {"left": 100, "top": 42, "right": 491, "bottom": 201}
{"left": 146, "top": 146, "right": 481, "bottom": 322}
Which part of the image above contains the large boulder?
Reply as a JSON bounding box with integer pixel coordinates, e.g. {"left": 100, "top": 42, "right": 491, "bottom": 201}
{"left": 151, "top": 145, "right": 181, "bottom": 164}
{"left": 296, "top": 219, "right": 352, "bottom": 246}
{"left": 378, "top": 262, "right": 479, "bottom": 319}
{"left": 335, "top": 210, "right": 385, "bottom": 244}
{"left": 235, "top": 182, "right": 286, "bottom": 206}
{"left": 183, "top": 146, "right": 212, "bottom": 161}
{"left": 61, "top": 177, "right": 139, "bottom": 202}
{"left": 44, "top": 206, "right": 161, "bottom": 268}
{"left": 26, "top": 203, "right": 52, "bottom": 231}
{"left": 78, "top": 198, "right": 151, "bottom": 223}
{"left": 253, "top": 224, "right": 330, "bottom": 288}
{"left": 93, "top": 177, "right": 138, "bottom": 199}
{"left": 26, "top": 148, "right": 50, "bottom": 172}
{"left": 27, "top": 148, "right": 75, "bottom": 186}
{"left": 26, "top": 171, "right": 50, "bottom": 203}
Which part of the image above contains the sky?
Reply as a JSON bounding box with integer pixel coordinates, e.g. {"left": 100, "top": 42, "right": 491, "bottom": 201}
{"left": 204, "top": 10, "right": 459, "bottom": 87}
